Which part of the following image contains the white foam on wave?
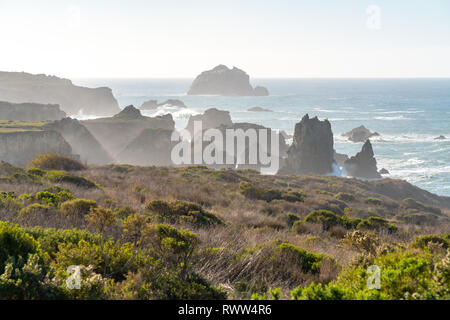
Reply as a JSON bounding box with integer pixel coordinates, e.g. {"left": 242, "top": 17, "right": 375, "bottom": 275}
{"left": 142, "top": 105, "right": 200, "bottom": 120}
{"left": 334, "top": 133, "right": 450, "bottom": 144}
{"left": 374, "top": 115, "right": 412, "bottom": 120}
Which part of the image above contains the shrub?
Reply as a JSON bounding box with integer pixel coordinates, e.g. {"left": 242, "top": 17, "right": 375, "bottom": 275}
{"left": 304, "top": 210, "right": 345, "bottom": 231}
{"left": 146, "top": 200, "right": 224, "bottom": 227}
{"left": 45, "top": 171, "right": 97, "bottom": 189}
{"left": 60, "top": 199, "right": 98, "bottom": 217}
{"left": 364, "top": 197, "right": 383, "bottom": 206}
{"left": 29, "top": 153, "right": 86, "bottom": 171}
{"left": 412, "top": 234, "right": 450, "bottom": 250}
{"left": 334, "top": 193, "right": 355, "bottom": 202}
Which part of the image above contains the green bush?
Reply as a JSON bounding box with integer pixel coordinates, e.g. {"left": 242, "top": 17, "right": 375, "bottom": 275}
{"left": 412, "top": 234, "right": 450, "bottom": 250}
{"left": 60, "top": 199, "right": 98, "bottom": 217}
{"left": 146, "top": 200, "right": 224, "bottom": 227}
{"left": 334, "top": 193, "right": 355, "bottom": 202}
{"left": 29, "top": 153, "right": 86, "bottom": 171}
{"left": 45, "top": 171, "right": 97, "bottom": 189}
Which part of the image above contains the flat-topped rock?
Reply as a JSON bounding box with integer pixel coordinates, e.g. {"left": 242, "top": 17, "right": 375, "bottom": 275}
{"left": 187, "top": 65, "right": 269, "bottom": 96}
{"left": 0, "top": 71, "right": 120, "bottom": 116}
{"left": 0, "top": 101, "right": 66, "bottom": 121}
{"left": 248, "top": 106, "right": 273, "bottom": 112}
{"left": 185, "top": 108, "right": 233, "bottom": 137}
{"left": 343, "top": 125, "right": 379, "bottom": 143}
{"left": 434, "top": 135, "right": 446, "bottom": 140}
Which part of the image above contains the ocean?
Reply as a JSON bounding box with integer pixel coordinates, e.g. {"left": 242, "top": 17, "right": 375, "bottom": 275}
{"left": 73, "top": 78, "right": 450, "bottom": 197}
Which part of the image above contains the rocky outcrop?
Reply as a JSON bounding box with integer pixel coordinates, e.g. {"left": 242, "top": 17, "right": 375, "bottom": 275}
{"left": 280, "top": 130, "right": 292, "bottom": 140}
{"left": 140, "top": 99, "right": 187, "bottom": 110}
{"left": 116, "top": 128, "right": 175, "bottom": 166}
{"left": 434, "top": 135, "right": 446, "bottom": 140}
{"left": 342, "top": 125, "right": 379, "bottom": 143}
{"left": 279, "top": 114, "right": 334, "bottom": 175}
{"left": 248, "top": 106, "right": 272, "bottom": 112}
{"left": 186, "top": 108, "right": 233, "bottom": 137}
{"left": 44, "top": 118, "right": 113, "bottom": 165}
{"left": 0, "top": 130, "right": 72, "bottom": 166}
{"left": 334, "top": 150, "right": 349, "bottom": 167}
{"left": 0, "top": 71, "right": 120, "bottom": 116}
{"left": 82, "top": 105, "right": 175, "bottom": 157}
{"left": 189, "top": 122, "right": 288, "bottom": 171}
{"left": 379, "top": 168, "right": 390, "bottom": 175}
{"left": 0, "top": 101, "right": 66, "bottom": 121}
{"left": 344, "top": 140, "right": 381, "bottom": 178}
{"left": 187, "top": 65, "right": 269, "bottom": 96}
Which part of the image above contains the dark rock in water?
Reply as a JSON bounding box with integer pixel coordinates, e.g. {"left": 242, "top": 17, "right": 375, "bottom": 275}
{"left": 0, "top": 130, "right": 73, "bottom": 166}
{"left": 140, "top": 99, "right": 187, "bottom": 110}
{"left": 279, "top": 114, "right": 334, "bottom": 175}
{"left": 116, "top": 128, "right": 175, "bottom": 166}
{"left": 186, "top": 108, "right": 233, "bottom": 137}
{"left": 0, "top": 101, "right": 66, "bottom": 121}
{"left": 187, "top": 65, "right": 269, "bottom": 96}
{"left": 44, "top": 118, "right": 113, "bottom": 165}
{"left": 333, "top": 150, "right": 349, "bottom": 167}
{"left": 253, "top": 86, "right": 269, "bottom": 96}
{"left": 140, "top": 100, "right": 158, "bottom": 110}
{"left": 114, "top": 105, "right": 144, "bottom": 120}
{"left": 82, "top": 105, "right": 175, "bottom": 157}
{"left": 248, "top": 106, "right": 273, "bottom": 112}
{"left": 0, "top": 71, "right": 119, "bottom": 116}
{"left": 343, "top": 125, "right": 379, "bottom": 143}
{"left": 344, "top": 140, "right": 381, "bottom": 178}
{"left": 379, "top": 168, "right": 390, "bottom": 174}
{"left": 434, "top": 135, "right": 446, "bottom": 140}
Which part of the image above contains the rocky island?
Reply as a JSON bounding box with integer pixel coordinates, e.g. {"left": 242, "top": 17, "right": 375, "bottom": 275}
{"left": 187, "top": 65, "right": 269, "bottom": 96}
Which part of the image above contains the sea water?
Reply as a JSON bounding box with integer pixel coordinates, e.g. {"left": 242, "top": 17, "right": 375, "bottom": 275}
{"left": 74, "top": 78, "right": 450, "bottom": 197}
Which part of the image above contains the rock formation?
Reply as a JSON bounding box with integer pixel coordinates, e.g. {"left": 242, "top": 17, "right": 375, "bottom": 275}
{"left": 0, "top": 101, "right": 66, "bottom": 121}
{"left": 279, "top": 114, "right": 334, "bottom": 175}
{"left": 116, "top": 128, "right": 175, "bottom": 166}
{"left": 342, "top": 125, "right": 379, "bottom": 143}
{"left": 0, "top": 71, "right": 120, "bottom": 116}
{"left": 280, "top": 130, "right": 292, "bottom": 140}
{"left": 434, "top": 135, "right": 446, "bottom": 140}
{"left": 140, "top": 99, "right": 187, "bottom": 110}
{"left": 187, "top": 65, "right": 269, "bottom": 96}
{"left": 334, "top": 150, "right": 349, "bottom": 167}
{"left": 0, "top": 130, "right": 72, "bottom": 166}
{"left": 248, "top": 106, "right": 273, "bottom": 112}
{"left": 344, "top": 140, "right": 381, "bottom": 178}
{"left": 82, "top": 105, "right": 175, "bottom": 157}
{"left": 379, "top": 168, "right": 390, "bottom": 175}
{"left": 44, "top": 118, "right": 113, "bottom": 165}
{"left": 185, "top": 108, "right": 233, "bottom": 137}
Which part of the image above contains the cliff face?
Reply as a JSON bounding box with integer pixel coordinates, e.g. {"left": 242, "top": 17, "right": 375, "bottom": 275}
{"left": 344, "top": 140, "right": 381, "bottom": 178}
{"left": 187, "top": 65, "right": 269, "bottom": 96}
{"left": 279, "top": 114, "right": 334, "bottom": 175}
{"left": 0, "top": 101, "right": 66, "bottom": 121}
{"left": 82, "top": 105, "right": 175, "bottom": 157}
{"left": 0, "top": 130, "right": 72, "bottom": 165}
{"left": 44, "top": 118, "right": 113, "bottom": 165}
{"left": 0, "top": 71, "right": 120, "bottom": 116}
{"left": 116, "top": 128, "right": 175, "bottom": 166}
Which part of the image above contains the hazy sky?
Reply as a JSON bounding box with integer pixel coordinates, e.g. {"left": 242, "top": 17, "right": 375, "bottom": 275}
{"left": 0, "top": 0, "right": 449, "bottom": 78}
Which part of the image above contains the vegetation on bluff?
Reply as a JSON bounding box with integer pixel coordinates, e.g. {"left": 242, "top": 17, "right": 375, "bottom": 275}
{"left": 0, "top": 155, "right": 449, "bottom": 300}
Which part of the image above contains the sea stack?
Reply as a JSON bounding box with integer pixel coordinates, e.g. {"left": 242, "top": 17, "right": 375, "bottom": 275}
{"left": 187, "top": 65, "right": 269, "bottom": 96}
{"left": 185, "top": 108, "right": 233, "bottom": 137}
{"left": 344, "top": 140, "right": 381, "bottom": 178}
{"left": 279, "top": 114, "right": 334, "bottom": 175}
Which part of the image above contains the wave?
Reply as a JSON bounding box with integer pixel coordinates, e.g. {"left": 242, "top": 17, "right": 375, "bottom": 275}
{"left": 334, "top": 133, "right": 450, "bottom": 144}
{"left": 142, "top": 105, "right": 200, "bottom": 120}
{"left": 374, "top": 115, "right": 412, "bottom": 120}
